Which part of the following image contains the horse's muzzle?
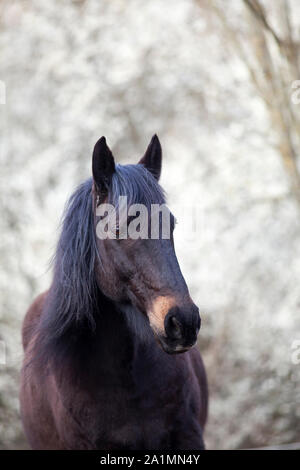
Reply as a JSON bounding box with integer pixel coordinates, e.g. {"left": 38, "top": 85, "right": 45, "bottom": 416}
{"left": 159, "top": 305, "right": 201, "bottom": 354}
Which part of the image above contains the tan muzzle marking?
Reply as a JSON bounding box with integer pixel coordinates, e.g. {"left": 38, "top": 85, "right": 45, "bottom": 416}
{"left": 148, "top": 295, "right": 177, "bottom": 335}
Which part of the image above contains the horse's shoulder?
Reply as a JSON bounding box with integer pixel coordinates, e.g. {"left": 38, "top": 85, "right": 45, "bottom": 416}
{"left": 22, "top": 290, "right": 48, "bottom": 350}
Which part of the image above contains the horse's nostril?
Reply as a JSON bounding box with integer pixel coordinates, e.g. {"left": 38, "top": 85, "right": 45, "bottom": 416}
{"left": 165, "top": 315, "right": 182, "bottom": 340}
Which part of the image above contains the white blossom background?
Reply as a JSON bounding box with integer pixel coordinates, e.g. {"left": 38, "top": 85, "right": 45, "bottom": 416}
{"left": 0, "top": 0, "right": 299, "bottom": 449}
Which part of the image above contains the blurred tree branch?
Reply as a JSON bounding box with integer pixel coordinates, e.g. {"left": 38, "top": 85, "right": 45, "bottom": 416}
{"left": 243, "top": 0, "right": 283, "bottom": 48}
{"left": 196, "top": 0, "right": 300, "bottom": 206}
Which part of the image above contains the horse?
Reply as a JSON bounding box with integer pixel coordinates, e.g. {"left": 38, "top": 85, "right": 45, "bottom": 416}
{"left": 20, "top": 135, "right": 208, "bottom": 450}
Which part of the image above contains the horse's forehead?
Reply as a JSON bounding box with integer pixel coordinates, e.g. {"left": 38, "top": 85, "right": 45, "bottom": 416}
{"left": 109, "top": 166, "right": 165, "bottom": 207}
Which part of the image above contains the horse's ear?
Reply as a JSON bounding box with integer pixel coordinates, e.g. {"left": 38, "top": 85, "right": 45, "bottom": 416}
{"left": 139, "top": 134, "right": 162, "bottom": 180}
{"left": 92, "top": 136, "right": 115, "bottom": 193}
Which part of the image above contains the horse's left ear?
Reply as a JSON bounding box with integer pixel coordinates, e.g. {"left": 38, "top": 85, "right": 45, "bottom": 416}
{"left": 92, "top": 136, "right": 115, "bottom": 194}
{"left": 139, "top": 134, "right": 162, "bottom": 180}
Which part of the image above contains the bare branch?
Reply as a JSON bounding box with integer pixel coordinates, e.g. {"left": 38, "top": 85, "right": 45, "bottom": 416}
{"left": 243, "top": 0, "right": 283, "bottom": 47}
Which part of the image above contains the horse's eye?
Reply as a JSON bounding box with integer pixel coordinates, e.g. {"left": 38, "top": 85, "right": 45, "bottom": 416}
{"left": 127, "top": 215, "right": 136, "bottom": 225}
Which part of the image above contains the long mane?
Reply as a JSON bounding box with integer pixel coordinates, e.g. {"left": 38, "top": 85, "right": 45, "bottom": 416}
{"left": 41, "top": 178, "right": 100, "bottom": 339}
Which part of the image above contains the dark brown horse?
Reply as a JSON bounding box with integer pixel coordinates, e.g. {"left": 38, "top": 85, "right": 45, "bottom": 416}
{"left": 20, "top": 135, "right": 208, "bottom": 450}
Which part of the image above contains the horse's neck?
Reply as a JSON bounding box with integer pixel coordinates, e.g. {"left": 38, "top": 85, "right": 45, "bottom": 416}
{"left": 49, "top": 291, "right": 154, "bottom": 386}
{"left": 84, "top": 298, "right": 157, "bottom": 387}
{"left": 93, "top": 301, "right": 137, "bottom": 375}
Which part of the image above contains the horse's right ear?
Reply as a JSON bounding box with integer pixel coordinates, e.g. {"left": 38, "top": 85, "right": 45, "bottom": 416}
{"left": 92, "top": 137, "right": 115, "bottom": 194}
